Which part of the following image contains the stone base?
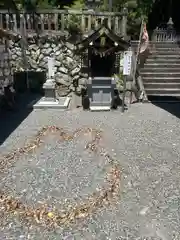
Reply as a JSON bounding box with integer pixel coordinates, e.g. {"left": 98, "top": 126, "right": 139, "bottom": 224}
{"left": 32, "top": 97, "right": 71, "bottom": 109}
{"left": 90, "top": 106, "right": 111, "bottom": 112}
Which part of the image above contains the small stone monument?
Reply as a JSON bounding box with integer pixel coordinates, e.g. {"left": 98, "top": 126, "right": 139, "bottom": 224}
{"left": 43, "top": 57, "right": 56, "bottom": 101}
{"left": 33, "top": 57, "right": 71, "bottom": 109}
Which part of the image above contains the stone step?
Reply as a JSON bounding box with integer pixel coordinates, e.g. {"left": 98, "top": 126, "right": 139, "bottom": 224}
{"left": 151, "top": 53, "right": 180, "bottom": 57}
{"left": 147, "top": 93, "right": 180, "bottom": 97}
{"left": 147, "top": 54, "right": 180, "bottom": 59}
{"left": 149, "top": 51, "right": 180, "bottom": 56}
{"left": 143, "top": 76, "right": 180, "bottom": 82}
{"left": 150, "top": 42, "right": 179, "bottom": 47}
{"left": 141, "top": 72, "right": 180, "bottom": 77}
{"left": 146, "top": 58, "right": 180, "bottom": 63}
{"left": 145, "top": 88, "right": 180, "bottom": 96}
{"left": 138, "top": 41, "right": 180, "bottom": 97}
{"left": 148, "top": 96, "right": 180, "bottom": 102}
{"left": 149, "top": 46, "right": 180, "bottom": 50}
{"left": 131, "top": 40, "right": 180, "bottom": 47}
{"left": 141, "top": 68, "right": 180, "bottom": 73}
{"left": 144, "top": 82, "right": 180, "bottom": 89}
{"left": 144, "top": 63, "right": 180, "bottom": 68}
{"left": 150, "top": 49, "right": 180, "bottom": 54}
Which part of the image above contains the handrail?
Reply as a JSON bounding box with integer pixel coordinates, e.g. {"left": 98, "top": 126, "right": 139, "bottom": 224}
{"left": 132, "top": 18, "right": 144, "bottom": 84}
{"left": 0, "top": 9, "right": 127, "bottom": 35}
{"left": 0, "top": 9, "right": 124, "bottom": 16}
{"left": 132, "top": 19, "right": 148, "bottom": 102}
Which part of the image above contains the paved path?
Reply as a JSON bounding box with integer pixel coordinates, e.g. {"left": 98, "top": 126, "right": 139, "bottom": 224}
{"left": 0, "top": 103, "right": 180, "bottom": 239}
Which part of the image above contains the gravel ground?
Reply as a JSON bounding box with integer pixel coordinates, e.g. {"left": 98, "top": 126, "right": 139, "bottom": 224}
{"left": 0, "top": 103, "right": 180, "bottom": 239}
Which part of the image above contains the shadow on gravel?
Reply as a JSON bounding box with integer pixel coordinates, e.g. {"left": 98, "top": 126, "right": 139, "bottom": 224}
{"left": 0, "top": 93, "right": 41, "bottom": 146}
{"left": 149, "top": 96, "right": 180, "bottom": 119}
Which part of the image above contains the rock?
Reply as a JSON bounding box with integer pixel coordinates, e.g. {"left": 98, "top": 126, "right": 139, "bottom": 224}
{"left": 55, "top": 73, "right": 70, "bottom": 85}
{"left": 72, "top": 75, "right": 80, "bottom": 81}
{"left": 59, "top": 66, "right": 68, "bottom": 74}
{"left": 71, "top": 66, "right": 80, "bottom": 76}
{"left": 62, "top": 46, "right": 67, "bottom": 53}
{"left": 43, "top": 56, "right": 49, "bottom": 63}
{"left": 56, "top": 54, "right": 64, "bottom": 62}
{"left": 55, "top": 60, "right": 61, "bottom": 67}
{"left": 38, "top": 53, "right": 44, "bottom": 60}
{"left": 65, "top": 56, "right": 73, "bottom": 65}
{"left": 37, "top": 68, "right": 43, "bottom": 72}
{"left": 50, "top": 52, "right": 54, "bottom": 57}
{"left": 67, "top": 50, "right": 73, "bottom": 57}
{"left": 55, "top": 77, "right": 71, "bottom": 87}
{"left": 28, "top": 59, "right": 37, "bottom": 69}
{"left": 66, "top": 42, "right": 74, "bottom": 51}
{"left": 11, "top": 54, "right": 17, "bottom": 60}
{"left": 79, "top": 77, "right": 87, "bottom": 86}
{"left": 41, "top": 48, "right": 52, "bottom": 55}
{"left": 53, "top": 46, "right": 60, "bottom": 52}
{"left": 16, "top": 49, "right": 22, "bottom": 57}
{"left": 36, "top": 49, "right": 41, "bottom": 57}
{"left": 56, "top": 84, "right": 71, "bottom": 97}
{"left": 69, "top": 61, "right": 80, "bottom": 71}
{"left": 57, "top": 73, "right": 69, "bottom": 80}
{"left": 55, "top": 50, "right": 61, "bottom": 56}
{"left": 51, "top": 43, "right": 56, "bottom": 49}
{"left": 80, "top": 72, "right": 88, "bottom": 78}
{"left": 39, "top": 61, "right": 46, "bottom": 68}
{"left": 69, "top": 84, "right": 75, "bottom": 92}
{"left": 29, "top": 44, "right": 38, "bottom": 51}
{"left": 43, "top": 43, "right": 50, "bottom": 49}
{"left": 31, "top": 51, "right": 39, "bottom": 61}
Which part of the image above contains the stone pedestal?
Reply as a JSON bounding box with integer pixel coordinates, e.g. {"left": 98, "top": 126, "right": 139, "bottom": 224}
{"left": 32, "top": 78, "right": 71, "bottom": 109}
{"left": 43, "top": 78, "right": 56, "bottom": 101}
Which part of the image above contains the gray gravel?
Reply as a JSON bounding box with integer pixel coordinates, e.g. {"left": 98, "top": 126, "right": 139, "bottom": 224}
{"left": 0, "top": 103, "right": 180, "bottom": 239}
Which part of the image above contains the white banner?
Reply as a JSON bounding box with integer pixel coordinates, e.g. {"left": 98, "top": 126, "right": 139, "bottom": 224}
{"left": 123, "top": 51, "right": 132, "bottom": 76}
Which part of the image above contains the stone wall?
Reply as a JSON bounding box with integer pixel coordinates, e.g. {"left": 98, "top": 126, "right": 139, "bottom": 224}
{"left": 8, "top": 36, "right": 87, "bottom": 96}
{"left": 0, "top": 42, "right": 13, "bottom": 103}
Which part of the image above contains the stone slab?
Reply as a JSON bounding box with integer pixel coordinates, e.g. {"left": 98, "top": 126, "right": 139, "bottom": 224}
{"left": 32, "top": 97, "right": 71, "bottom": 109}
{"left": 90, "top": 106, "right": 111, "bottom": 111}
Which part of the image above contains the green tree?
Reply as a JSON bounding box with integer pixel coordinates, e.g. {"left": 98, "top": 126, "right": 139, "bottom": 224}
{"left": 0, "top": 0, "right": 158, "bottom": 38}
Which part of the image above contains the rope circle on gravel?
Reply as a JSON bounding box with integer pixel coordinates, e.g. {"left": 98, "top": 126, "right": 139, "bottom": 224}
{"left": 0, "top": 126, "right": 121, "bottom": 229}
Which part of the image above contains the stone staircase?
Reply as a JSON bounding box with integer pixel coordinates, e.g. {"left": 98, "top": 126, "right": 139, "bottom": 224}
{"left": 140, "top": 42, "right": 180, "bottom": 98}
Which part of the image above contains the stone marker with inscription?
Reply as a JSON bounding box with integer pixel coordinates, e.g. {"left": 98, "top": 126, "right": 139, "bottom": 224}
{"left": 33, "top": 57, "right": 71, "bottom": 109}
{"left": 43, "top": 57, "right": 56, "bottom": 101}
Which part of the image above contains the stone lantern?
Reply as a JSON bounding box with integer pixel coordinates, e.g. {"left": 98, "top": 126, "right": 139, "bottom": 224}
{"left": 85, "top": 0, "right": 101, "bottom": 9}
{"left": 167, "top": 17, "right": 174, "bottom": 31}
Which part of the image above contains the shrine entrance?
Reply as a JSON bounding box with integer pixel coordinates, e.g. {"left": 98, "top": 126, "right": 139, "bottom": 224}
{"left": 75, "top": 24, "right": 130, "bottom": 109}
{"left": 91, "top": 53, "right": 115, "bottom": 77}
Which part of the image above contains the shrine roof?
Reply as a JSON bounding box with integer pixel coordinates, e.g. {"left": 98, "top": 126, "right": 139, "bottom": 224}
{"left": 75, "top": 23, "right": 130, "bottom": 51}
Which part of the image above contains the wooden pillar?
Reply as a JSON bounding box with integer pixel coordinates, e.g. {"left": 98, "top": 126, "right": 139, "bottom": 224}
{"left": 88, "top": 47, "right": 92, "bottom": 78}
{"left": 121, "top": 8, "right": 128, "bottom": 39}
{"left": 20, "top": 13, "right": 29, "bottom": 89}
{"left": 152, "top": 27, "right": 158, "bottom": 42}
